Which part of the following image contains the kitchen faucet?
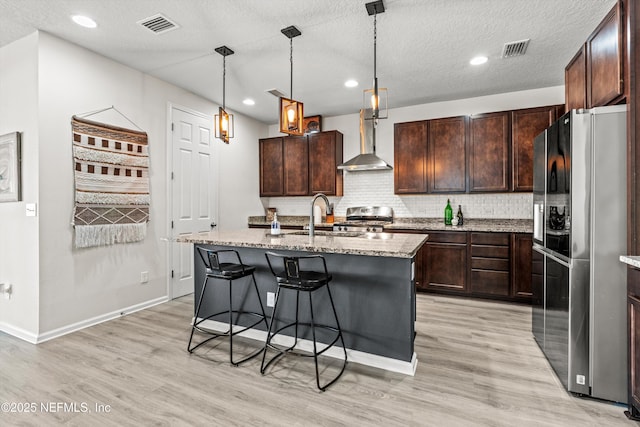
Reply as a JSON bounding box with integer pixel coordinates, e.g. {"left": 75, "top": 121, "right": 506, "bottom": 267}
{"left": 309, "top": 193, "right": 330, "bottom": 237}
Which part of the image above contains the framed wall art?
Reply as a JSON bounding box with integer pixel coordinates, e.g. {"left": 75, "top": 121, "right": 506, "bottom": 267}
{"left": 303, "top": 115, "right": 322, "bottom": 134}
{"left": 0, "top": 132, "right": 21, "bottom": 202}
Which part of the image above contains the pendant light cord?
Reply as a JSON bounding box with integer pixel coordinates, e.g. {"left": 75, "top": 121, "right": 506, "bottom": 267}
{"left": 222, "top": 55, "right": 226, "bottom": 110}
{"left": 289, "top": 37, "right": 294, "bottom": 99}
{"left": 373, "top": 12, "right": 377, "bottom": 83}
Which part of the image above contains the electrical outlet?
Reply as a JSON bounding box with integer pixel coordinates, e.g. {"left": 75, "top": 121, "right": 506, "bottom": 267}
{"left": 140, "top": 271, "right": 149, "bottom": 284}
{"left": 576, "top": 374, "right": 586, "bottom": 385}
{"left": 267, "top": 292, "right": 275, "bottom": 307}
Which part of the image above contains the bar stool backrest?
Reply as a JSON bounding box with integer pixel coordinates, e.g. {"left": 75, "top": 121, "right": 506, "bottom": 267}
{"left": 265, "top": 252, "right": 330, "bottom": 285}
{"left": 196, "top": 247, "right": 221, "bottom": 272}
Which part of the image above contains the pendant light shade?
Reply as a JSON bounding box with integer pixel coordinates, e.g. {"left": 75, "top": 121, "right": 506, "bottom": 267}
{"left": 363, "top": 1, "right": 388, "bottom": 121}
{"left": 279, "top": 25, "right": 304, "bottom": 135}
{"left": 214, "top": 45, "right": 234, "bottom": 143}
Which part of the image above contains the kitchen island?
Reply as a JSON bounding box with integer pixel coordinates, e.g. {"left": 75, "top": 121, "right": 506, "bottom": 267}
{"left": 178, "top": 228, "right": 428, "bottom": 375}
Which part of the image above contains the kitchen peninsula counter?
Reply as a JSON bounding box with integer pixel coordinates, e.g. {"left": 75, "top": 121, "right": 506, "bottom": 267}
{"left": 178, "top": 228, "right": 427, "bottom": 375}
{"left": 179, "top": 228, "right": 427, "bottom": 258}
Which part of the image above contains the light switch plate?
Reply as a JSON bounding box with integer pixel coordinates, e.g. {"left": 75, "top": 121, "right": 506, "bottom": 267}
{"left": 26, "top": 203, "right": 37, "bottom": 217}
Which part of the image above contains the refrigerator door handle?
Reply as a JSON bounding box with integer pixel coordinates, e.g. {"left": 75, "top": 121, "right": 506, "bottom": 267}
{"left": 534, "top": 203, "right": 544, "bottom": 243}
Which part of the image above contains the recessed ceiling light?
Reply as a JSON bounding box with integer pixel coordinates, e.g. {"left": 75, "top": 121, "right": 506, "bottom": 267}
{"left": 470, "top": 56, "right": 488, "bottom": 65}
{"left": 242, "top": 98, "right": 255, "bottom": 106}
{"left": 344, "top": 80, "right": 359, "bottom": 88}
{"left": 72, "top": 15, "right": 97, "bottom": 28}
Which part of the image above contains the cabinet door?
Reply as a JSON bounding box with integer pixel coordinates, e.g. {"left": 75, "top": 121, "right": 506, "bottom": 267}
{"left": 394, "top": 121, "right": 428, "bottom": 194}
{"left": 309, "top": 131, "right": 343, "bottom": 196}
{"left": 587, "top": 2, "right": 624, "bottom": 107}
{"left": 283, "top": 136, "right": 308, "bottom": 196}
{"left": 428, "top": 116, "right": 467, "bottom": 193}
{"left": 511, "top": 233, "right": 533, "bottom": 299}
{"left": 424, "top": 232, "right": 468, "bottom": 293}
{"left": 469, "top": 112, "right": 510, "bottom": 192}
{"left": 565, "top": 46, "right": 587, "bottom": 111}
{"left": 630, "top": 295, "right": 640, "bottom": 414}
{"left": 511, "top": 107, "right": 557, "bottom": 192}
{"left": 259, "top": 137, "right": 284, "bottom": 196}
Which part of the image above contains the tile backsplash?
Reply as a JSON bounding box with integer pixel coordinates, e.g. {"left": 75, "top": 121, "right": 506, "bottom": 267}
{"left": 261, "top": 169, "right": 533, "bottom": 219}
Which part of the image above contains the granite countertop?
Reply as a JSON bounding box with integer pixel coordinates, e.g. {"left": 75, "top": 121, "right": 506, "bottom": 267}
{"left": 248, "top": 216, "right": 532, "bottom": 233}
{"left": 387, "top": 218, "right": 533, "bottom": 233}
{"left": 620, "top": 255, "right": 640, "bottom": 269}
{"left": 177, "top": 228, "right": 428, "bottom": 259}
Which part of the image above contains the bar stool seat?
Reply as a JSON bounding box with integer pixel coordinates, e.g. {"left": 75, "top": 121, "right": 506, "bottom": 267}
{"left": 188, "top": 247, "right": 268, "bottom": 366}
{"left": 261, "top": 252, "right": 347, "bottom": 391}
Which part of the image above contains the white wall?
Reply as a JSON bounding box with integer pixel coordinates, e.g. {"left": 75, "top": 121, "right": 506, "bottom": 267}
{"left": 0, "top": 33, "right": 41, "bottom": 341}
{"left": 0, "top": 31, "right": 266, "bottom": 340}
{"left": 265, "top": 86, "right": 564, "bottom": 219}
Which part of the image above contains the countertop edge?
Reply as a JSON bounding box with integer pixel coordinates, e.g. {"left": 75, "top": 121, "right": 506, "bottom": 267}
{"left": 179, "top": 230, "right": 428, "bottom": 259}
{"left": 620, "top": 255, "right": 640, "bottom": 269}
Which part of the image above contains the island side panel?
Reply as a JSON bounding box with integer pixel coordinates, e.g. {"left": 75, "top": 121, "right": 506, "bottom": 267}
{"left": 193, "top": 245, "right": 415, "bottom": 362}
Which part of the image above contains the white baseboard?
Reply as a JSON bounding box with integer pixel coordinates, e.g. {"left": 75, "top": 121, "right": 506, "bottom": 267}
{"left": 35, "top": 296, "right": 170, "bottom": 343}
{"left": 195, "top": 318, "right": 418, "bottom": 376}
{"left": 0, "top": 322, "right": 39, "bottom": 344}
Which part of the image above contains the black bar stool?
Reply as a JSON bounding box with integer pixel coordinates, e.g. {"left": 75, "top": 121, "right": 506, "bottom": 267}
{"left": 188, "top": 247, "right": 268, "bottom": 366}
{"left": 261, "top": 252, "right": 347, "bottom": 391}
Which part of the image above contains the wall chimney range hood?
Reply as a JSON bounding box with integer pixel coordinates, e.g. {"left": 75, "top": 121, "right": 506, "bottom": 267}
{"left": 338, "top": 110, "right": 392, "bottom": 171}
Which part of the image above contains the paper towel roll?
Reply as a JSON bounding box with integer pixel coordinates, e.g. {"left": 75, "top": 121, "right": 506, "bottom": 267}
{"left": 314, "top": 205, "right": 322, "bottom": 224}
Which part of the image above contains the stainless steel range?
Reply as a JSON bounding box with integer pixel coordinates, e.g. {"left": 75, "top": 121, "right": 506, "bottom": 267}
{"left": 333, "top": 206, "right": 393, "bottom": 232}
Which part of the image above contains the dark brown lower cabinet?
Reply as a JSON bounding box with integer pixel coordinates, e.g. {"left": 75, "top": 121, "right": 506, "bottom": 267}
{"left": 627, "top": 267, "right": 640, "bottom": 419}
{"left": 469, "top": 232, "right": 510, "bottom": 297}
{"left": 511, "top": 233, "right": 533, "bottom": 301}
{"left": 423, "top": 232, "right": 468, "bottom": 292}
{"left": 629, "top": 294, "right": 640, "bottom": 418}
{"left": 412, "top": 230, "right": 533, "bottom": 303}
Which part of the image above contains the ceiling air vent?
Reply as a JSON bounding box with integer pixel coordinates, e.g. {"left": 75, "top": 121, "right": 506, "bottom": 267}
{"left": 137, "top": 13, "right": 179, "bottom": 35}
{"left": 266, "top": 88, "right": 286, "bottom": 98}
{"left": 501, "top": 39, "right": 530, "bottom": 58}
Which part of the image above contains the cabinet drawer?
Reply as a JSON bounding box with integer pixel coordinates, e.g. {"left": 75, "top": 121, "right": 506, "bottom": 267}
{"left": 471, "top": 245, "right": 509, "bottom": 258}
{"left": 471, "top": 257, "right": 510, "bottom": 271}
{"left": 470, "top": 270, "right": 510, "bottom": 296}
{"left": 427, "top": 232, "right": 467, "bottom": 244}
{"left": 471, "top": 232, "right": 509, "bottom": 246}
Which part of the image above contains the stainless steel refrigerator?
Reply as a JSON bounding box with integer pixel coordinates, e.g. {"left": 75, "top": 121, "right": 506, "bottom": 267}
{"left": 532, "top": 105, "right": 627, "bottom": 403}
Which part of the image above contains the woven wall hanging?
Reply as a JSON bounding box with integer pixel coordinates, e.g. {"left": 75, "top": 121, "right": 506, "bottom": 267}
{"left": 71, "top": 111, "right": 149, "bottom": 248}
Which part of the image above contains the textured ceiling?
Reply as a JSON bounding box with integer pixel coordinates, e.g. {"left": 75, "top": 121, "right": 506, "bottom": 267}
{"left": 0, "top": 0, "right": 617, "bottom": 124}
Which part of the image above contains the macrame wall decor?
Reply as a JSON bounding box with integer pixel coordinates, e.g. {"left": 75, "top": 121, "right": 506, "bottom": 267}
{"left": 70, "top": 107, "right": 150, "bottom": 248}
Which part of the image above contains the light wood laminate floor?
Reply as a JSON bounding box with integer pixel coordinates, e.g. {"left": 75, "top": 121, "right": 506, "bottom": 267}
{"left": 0, "top": 293, "right": 633, "bottom": 426}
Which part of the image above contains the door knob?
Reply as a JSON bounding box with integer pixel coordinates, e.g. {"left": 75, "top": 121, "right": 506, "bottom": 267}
{"left": 210, "top": 222, "right": 217, "bottom": 229}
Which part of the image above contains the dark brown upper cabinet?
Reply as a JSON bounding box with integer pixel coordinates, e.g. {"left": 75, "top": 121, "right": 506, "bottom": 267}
{"left": 283, "top": 136, "right": 309, "bottom": 196}
{"left": 394, "top": 120, "right": 428, "bottom": 194}
{"left": 511, "top": 106, "right": 559, "bottom": 192}
{"left": 259, "top": 130, "right": 343, "bottom": 197}
{"left": 565, "top": 1, "right": 628, "bottom": 110}
{"left": 259, "top": 137, "right": 284, "bottom": 196}
{"left": 428, "top": 116, "right": 467, "bottom": 193}
{"left": 309, "top": 130, "right": 343, "bottom": 196}
{"left": 468, "top": 112, "right": 510, "bottom": 193}
{"left": 565, "top": 45, "right": 587, "bottom": 111}
{"left": 587, "top": 1, "right": 624, "bottom": 107}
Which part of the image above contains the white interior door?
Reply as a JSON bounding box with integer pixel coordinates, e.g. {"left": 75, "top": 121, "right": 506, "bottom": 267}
{"left": 170, "top": 106, "right": 216, "bottom": 298}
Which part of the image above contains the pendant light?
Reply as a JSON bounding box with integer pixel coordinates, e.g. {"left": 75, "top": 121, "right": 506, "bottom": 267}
{"left": 279, "top": 25, "right": 304, "bottom": 136}
{"left": 363, "top": 0, "right": 387, "bottom": 122}
{"left": 214, "top": 45, "right": 234, "bottom": 143}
